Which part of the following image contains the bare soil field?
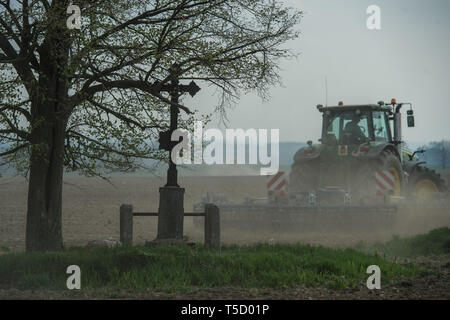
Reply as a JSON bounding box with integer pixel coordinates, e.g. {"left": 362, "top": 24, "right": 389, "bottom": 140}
{"left": 1, "top": 174, "right": 449, "bottom": 251}
{"left": 0, "top": 174, "right": 449, "bottom": 300}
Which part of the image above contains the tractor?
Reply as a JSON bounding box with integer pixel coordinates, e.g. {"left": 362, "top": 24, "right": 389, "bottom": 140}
{"left": 287, "top": 99, "right": 447, "bottom": 204}
{"left": 192, "top": 99, "right": 448, "bottom": 233}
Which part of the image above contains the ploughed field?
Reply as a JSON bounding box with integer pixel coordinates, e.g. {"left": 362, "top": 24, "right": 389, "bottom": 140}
{"left": 1, "top": 174, "right": 449, "bottom": 252}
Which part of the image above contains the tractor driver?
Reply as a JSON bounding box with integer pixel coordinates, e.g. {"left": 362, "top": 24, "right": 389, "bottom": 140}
{"left": 343, "top": 114, "right": 367, "bottom": 144}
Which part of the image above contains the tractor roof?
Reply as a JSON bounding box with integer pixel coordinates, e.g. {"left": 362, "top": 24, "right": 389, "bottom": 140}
{"left": 318, "top": 104, "right": 393, "bottom": 113}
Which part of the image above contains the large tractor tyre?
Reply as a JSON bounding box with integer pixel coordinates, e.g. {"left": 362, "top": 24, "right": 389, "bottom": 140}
{"left": 408, "top": 166, "right": 447, "bottom": 202}
{"left": 352, "top": 149, "right": 404, "bottom": 204}
{"left": 287, "top": 160, "right": 319, "bottom": 195}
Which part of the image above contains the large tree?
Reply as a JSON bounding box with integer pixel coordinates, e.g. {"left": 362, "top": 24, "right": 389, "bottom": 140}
{"left": 0, "top": 0, "right": 300, "bottom": 251}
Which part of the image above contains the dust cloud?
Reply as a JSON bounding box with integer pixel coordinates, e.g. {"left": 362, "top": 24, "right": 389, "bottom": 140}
{"left": 0, "top": 174, "right": 449, "bottom": 251}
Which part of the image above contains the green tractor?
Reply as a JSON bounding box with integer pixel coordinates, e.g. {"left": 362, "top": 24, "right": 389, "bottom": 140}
{"left": 287, "top": 99, "right": 447, "bottom": 204}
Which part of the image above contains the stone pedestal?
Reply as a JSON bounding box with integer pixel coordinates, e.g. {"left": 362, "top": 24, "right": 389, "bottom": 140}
{"left": 156, "top": 186, "right": 185, "bottom": 241}
{"left": 120, "top": 204, "right": 133, "bottom": 245}
{"left": 204, "top": 204, "right": 220, "bottom": 249}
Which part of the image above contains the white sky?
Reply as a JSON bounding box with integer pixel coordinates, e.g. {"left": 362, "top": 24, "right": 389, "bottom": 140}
{"left": 186, "top": 0, "right": 450, "bottom": 145}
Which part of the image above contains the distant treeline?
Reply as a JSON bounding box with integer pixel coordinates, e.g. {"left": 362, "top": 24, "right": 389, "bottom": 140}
{"left": 0, "top": 141, "right": 306, "bottom": 175}
{"left": 1, "top": 140, "right": 448, "bottom": 175}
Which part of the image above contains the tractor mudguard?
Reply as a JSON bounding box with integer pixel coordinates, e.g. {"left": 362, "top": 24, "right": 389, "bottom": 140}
{"left": 357, "top": 143, "right": 400, "bottom": 160}
{"left": 403, "top": 161, "right": 426, "bottom": 175}
{"left": 293, "top": 144, "right": 323, "bottom": 162}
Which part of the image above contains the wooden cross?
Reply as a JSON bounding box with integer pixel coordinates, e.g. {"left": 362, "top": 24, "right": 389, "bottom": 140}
{"left": 157, "top": 64, "right": 200, "bottom": 187}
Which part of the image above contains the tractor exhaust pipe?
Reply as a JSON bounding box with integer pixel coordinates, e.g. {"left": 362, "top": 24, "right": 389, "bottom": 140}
{"left": 391, "top": 100, "right": 413, "bottom": 162}
{"left": 393, "top": 110, "right": 402, "bottom": 160}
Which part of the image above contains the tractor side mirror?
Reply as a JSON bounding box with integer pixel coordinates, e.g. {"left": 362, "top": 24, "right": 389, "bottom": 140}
{"left": 407, "top": 110, "right": 415, "bottom": 127}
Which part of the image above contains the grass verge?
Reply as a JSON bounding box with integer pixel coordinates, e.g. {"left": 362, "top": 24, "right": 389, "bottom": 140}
{"left": 0, "top": 243, "right": 418, "bottom": 291}
{"left": 370, "top": 227, "right": 450, "bottom": 258}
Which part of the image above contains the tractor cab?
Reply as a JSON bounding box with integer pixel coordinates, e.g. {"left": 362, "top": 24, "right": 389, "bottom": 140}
{"left": 318, "top": 103, "right": 393, "bottom": 147}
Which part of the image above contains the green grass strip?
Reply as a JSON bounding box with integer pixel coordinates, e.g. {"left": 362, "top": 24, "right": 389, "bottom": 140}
{"left": 0, "top": 242, "right": 419, "bottom": 291}
{"left": 372, "top": 227, "right": 450, "bottom": 258}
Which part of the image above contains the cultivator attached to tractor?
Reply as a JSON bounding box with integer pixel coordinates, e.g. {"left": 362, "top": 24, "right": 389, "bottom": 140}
{"left": 194, "top": 100, "right": 448, "bottom": 232}
{"left": 193, "top": 189, "right": 397, "bottom": 232}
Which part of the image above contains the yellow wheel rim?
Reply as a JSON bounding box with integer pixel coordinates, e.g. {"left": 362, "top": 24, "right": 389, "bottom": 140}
{"left": 415, "top": 179, "right": 438, "bottom": 201}
{"left": 388, "top": 167, "right": 402, "bottom": 196}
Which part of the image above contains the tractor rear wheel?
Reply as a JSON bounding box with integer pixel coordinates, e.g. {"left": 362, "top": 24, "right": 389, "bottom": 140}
{"left": 408, "top": 166, "right": 447, "bottom": 201}
{"left": 287, "top": 160, "right": 319, "bottom": 195}
{"left": 352, "top": 149, "right": 404, "bottom": 204}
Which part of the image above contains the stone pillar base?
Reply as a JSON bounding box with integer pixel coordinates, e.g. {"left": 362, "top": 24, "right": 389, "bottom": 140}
{"left": 155, "top": 186, "right": 185, "bottom": 241}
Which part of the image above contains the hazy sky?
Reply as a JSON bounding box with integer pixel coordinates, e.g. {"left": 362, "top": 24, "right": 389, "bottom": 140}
{"left": 186, "top": 0, "right": 450, "bottom": 146}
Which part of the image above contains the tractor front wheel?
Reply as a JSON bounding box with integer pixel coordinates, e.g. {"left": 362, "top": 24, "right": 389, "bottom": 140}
{"left": 408, "top": 166, "right": 447, "bottom": 202}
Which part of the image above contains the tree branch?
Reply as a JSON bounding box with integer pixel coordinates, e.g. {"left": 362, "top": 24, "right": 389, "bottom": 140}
{"left": 87, "top": 98, "right": 163, "bottom": 131}
{"left": 0, "top": 143, "right": 28, "bottom": 157}
{"left": 71, "top": 79, "right": 192, "bottom": 114}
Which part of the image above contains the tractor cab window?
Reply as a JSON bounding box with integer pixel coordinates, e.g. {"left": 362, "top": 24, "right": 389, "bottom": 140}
{"left": 342, "top": 112, "right": 369, "bottom": 145}
{"left": 322, "top": 111, "right": 370, "bottom": 145}
{"left": 322, "top": 114, "right": 340, "bottom": 145}
{"left": 372, "top": 111, "right": 389, "bottom": 142}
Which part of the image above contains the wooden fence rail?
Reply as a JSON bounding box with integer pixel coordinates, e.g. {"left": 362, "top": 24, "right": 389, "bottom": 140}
{"left": 120, "top": 204, "right": 220, "bottom": 249}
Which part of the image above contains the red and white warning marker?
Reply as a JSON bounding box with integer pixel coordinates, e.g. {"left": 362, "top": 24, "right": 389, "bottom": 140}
{"left": 267, "top": 171, "right": 287, "bottom": 197}
{"left": 375, "top": 170, "right": 395, "bottom": 196}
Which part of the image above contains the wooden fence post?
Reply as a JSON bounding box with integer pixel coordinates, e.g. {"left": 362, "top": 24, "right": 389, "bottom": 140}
{"left": 204, "top": 204, "right": 220, "bottom": 249}
{"left": 120, "top": 204, "right": 133, "bottom": 245}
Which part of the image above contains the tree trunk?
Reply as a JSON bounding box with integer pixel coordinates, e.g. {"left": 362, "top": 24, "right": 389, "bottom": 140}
{"left": 25, "top": 32, "right": 69, "bottom": 252}
{"left": 26, "top": 117, "right": 66, "bottom": 251}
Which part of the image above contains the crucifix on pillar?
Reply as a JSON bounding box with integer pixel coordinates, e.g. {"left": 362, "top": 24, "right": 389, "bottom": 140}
{"left": 155, "top": 63, "right": 201, "bottom": 242}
